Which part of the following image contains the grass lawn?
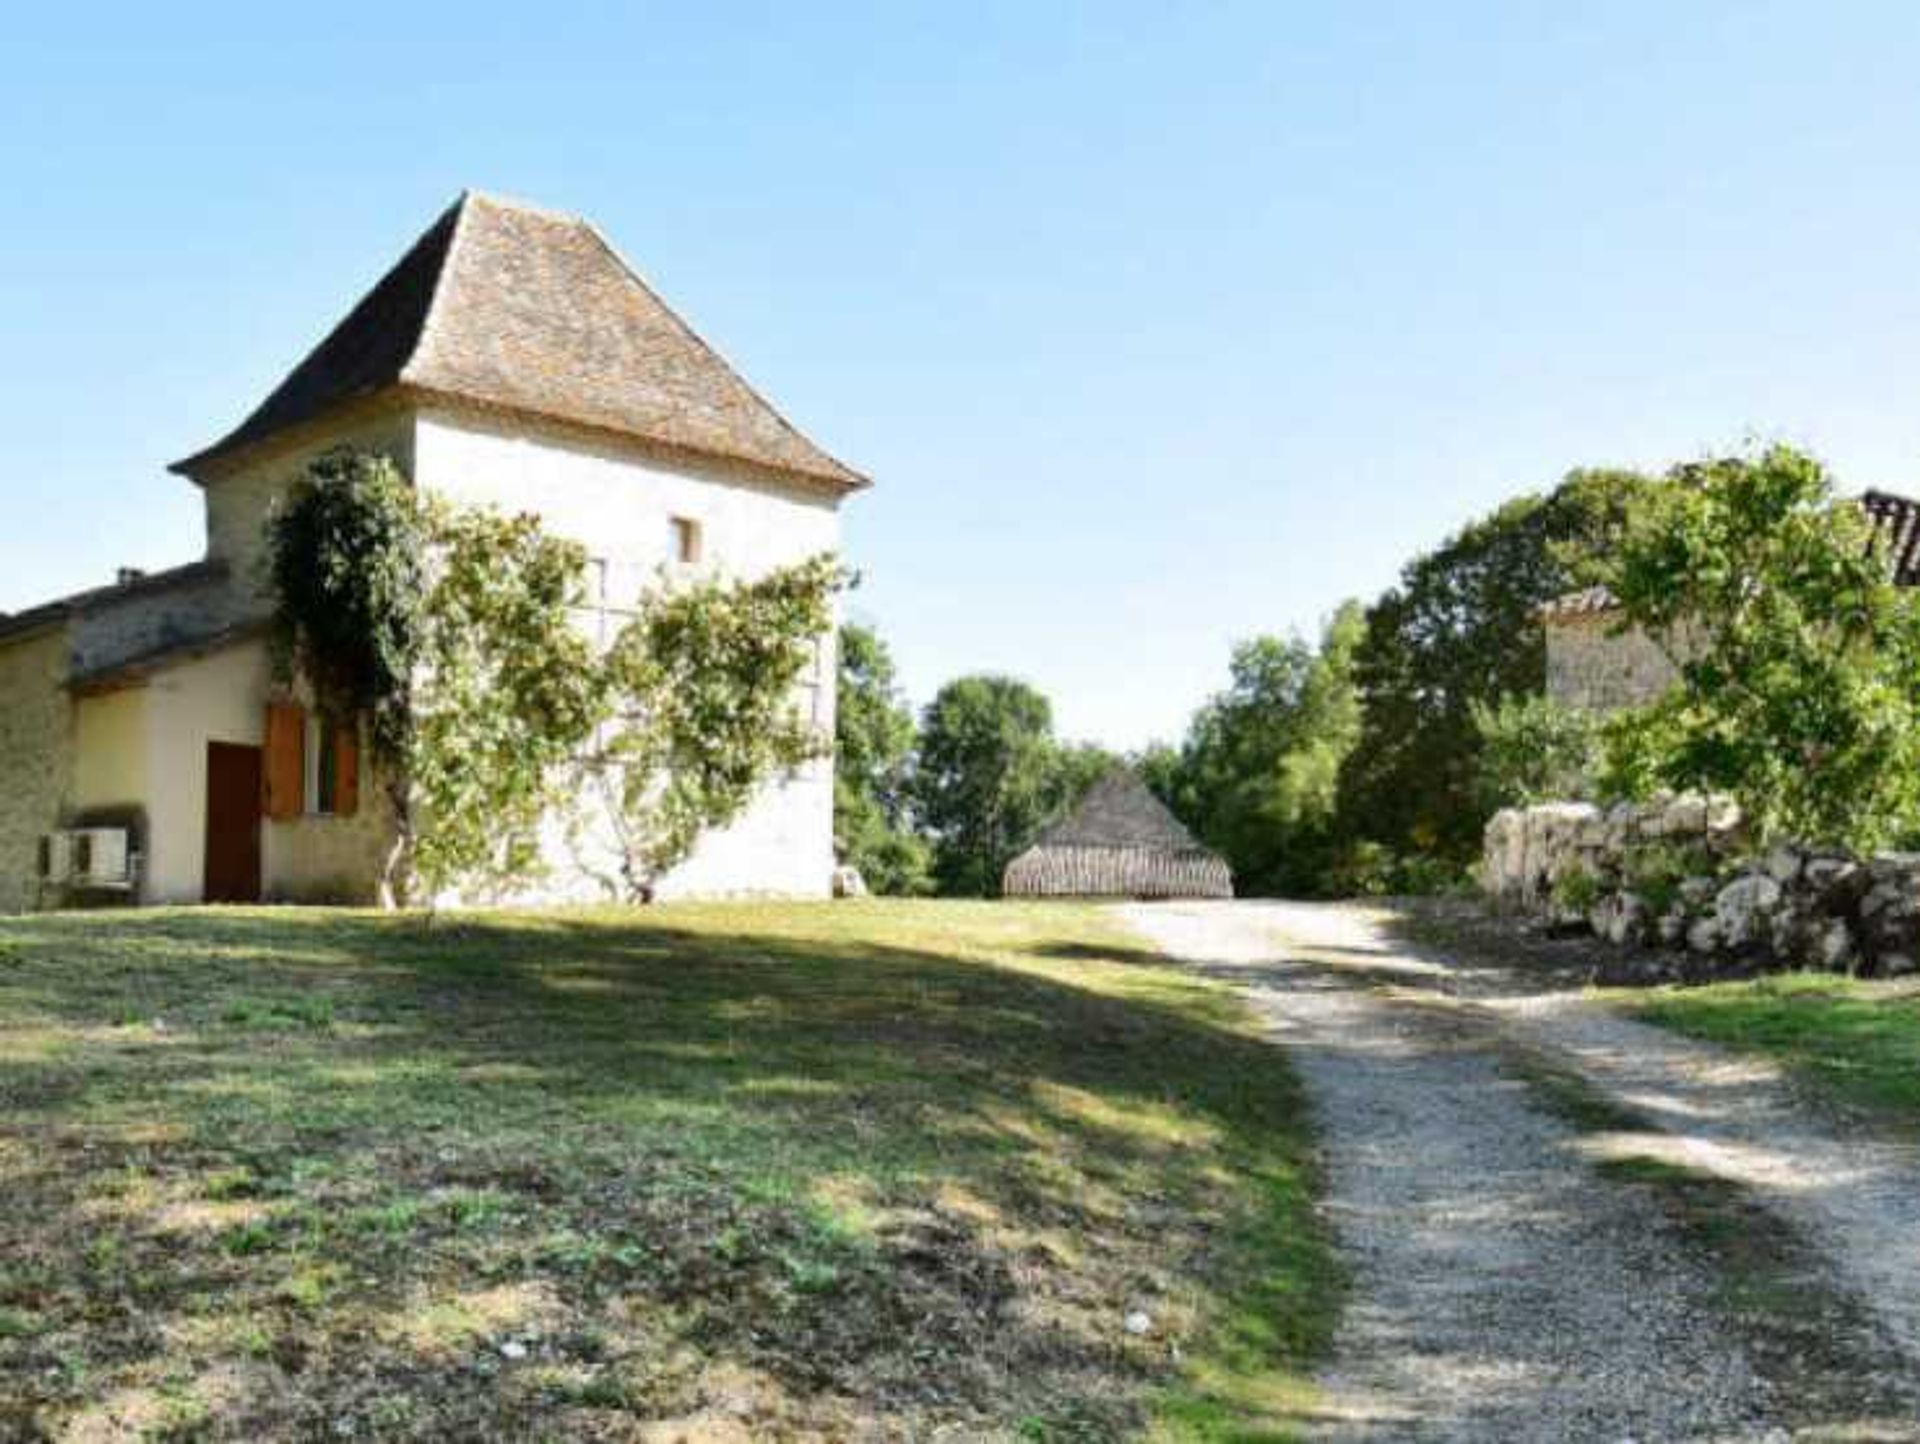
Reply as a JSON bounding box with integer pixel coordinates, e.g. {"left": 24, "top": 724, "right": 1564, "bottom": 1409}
{"left": 1623, "top": 971, "right": 1920, "bottom": 1129}
{"left": 0, "top": 900, "right": 1334, "bottom": 1441}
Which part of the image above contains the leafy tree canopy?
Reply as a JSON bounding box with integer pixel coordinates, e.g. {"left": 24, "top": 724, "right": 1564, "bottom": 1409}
{"left": 267, "top": 449, "right": 425, "bottom": 764}
{"left": 1337, "top": 467, "right": 1663, "bottom": 863}
{"left": 1598, "top": 445, "right": 1920, "bottom": 851}
{"left": 833, "top": 623, "right": 932, "bottom": 895}
{"left": 1470, "top": 692, "right": 1600, "bottom": 812}
{"left": 914, "top": 676, "right": 1111, "bottom": 896}
{"left": 1148, "top": 603, "right": 1364, "bottom": 896}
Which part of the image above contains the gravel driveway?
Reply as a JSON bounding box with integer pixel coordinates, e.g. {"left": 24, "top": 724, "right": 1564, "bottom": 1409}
{"left": 1123, "top": 899, "right": 1920, "bottom": 1443}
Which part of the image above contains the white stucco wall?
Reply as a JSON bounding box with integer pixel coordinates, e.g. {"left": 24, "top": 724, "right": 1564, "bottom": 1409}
{"left": 127, "top": 640, "right": 390, "bottom": 905}
{"left": 71, "top": 690, "right": 149, "bottom": 815}
{"left": 412, "top": 406, "right": 843, "bottom": 901}
{"left": 135, "top": 642, "right": 270, "bottom": 903}
{"left": 10, "top": 400, "right": 846, "bottom": 913}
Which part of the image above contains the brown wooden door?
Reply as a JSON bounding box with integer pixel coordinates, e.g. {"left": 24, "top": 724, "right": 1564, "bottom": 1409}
{"left": 204, "top": 742, "right": 263, "bottom": 904}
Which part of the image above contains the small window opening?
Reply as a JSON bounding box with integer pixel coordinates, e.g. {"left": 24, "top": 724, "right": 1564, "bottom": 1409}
{"left": 669, "top": 516, "right": 702, "bottom": 565}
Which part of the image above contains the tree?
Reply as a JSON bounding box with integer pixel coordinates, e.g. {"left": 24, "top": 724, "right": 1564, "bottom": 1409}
{"left": 1597, "top": 445, "right": 1920, "bottom": 851}
{"left": 1470, "top": 692, "right": 1600, "bottom": 810}
{"left": 598, "top": 556, "right": 842, "bottom": 901}
{"left": 833, "top": 623, "right": 932, "bottom": 894}
{"left": 1152, "top": 603, "right": 1365, "bottom": 895}
{"left": 914, "top": 676, "right": 1065, "bottom": 896}
{"left": 1337, "top": 468, "right": 1661, "bottom": 864}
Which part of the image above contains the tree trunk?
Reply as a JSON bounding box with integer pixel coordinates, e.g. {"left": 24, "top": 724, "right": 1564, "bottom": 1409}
{"left": 379, "top": 776, "right": 413, "bottom": 910}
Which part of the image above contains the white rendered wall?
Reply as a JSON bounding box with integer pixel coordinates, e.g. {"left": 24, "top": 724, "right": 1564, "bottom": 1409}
{"left": 137, "top": 642, "right": 273, "bottom": 903}
{"left": 413, "top": 406, "right": 842, "bottom": 901}
{"left": 131, "top": 640, "right": 390, "bottom": 905}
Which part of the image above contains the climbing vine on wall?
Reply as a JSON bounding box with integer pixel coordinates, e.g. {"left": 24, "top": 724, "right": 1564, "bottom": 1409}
{"left": 269, "top": 447, "right": 843, "bottom": 907}
{"left": 598, "top": 554, "right": 844, "bottom": 901}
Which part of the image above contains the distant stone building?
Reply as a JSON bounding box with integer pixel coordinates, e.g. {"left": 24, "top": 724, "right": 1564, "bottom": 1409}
{"left": 1539, "top": 586, "right": 1684, "bottom": 714}
{"left": 1002, "top": 769, "right": 1233, "bottom": 899}
{"left": 1541, "top": 489, "right": 1920, "bottom": 714}
{"left": 0, "top": 191, "right": 868, "bottom": 911}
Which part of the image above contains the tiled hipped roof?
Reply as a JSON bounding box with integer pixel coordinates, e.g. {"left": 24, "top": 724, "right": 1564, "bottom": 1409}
{"left": 0, "top": 560, "right": 229, "bottom": 647}
{"left": 1540, "top": 489, "right": 1920, "bottom": 621}
{"left": 172, "top": 192, "right": 867, "bottom": 492}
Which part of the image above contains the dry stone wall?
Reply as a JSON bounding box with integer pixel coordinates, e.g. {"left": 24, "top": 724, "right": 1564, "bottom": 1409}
{"left": 1484, "top": 797, "right": 1920, "bottom": 984}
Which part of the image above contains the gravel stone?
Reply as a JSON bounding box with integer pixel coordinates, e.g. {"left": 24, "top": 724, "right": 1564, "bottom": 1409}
{"left": 1124, "top": 901, "right": 1920, "bottom": 1442}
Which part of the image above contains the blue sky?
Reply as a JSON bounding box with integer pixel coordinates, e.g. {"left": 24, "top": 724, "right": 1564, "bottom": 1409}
{"left": 6, "top": 2, "right": 1920, "bottom": 748}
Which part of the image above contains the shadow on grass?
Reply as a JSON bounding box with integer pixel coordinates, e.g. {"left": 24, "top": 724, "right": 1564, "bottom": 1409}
{"left": 0, "top": 904, "right": 1332, "bottom": 1440}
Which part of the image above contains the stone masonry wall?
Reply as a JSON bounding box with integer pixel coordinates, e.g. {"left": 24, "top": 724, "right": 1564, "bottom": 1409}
{"left": 1485, "top": 798, "right": 1920, "bottom": 983}
{"left": 0, "top": 629, "right": 74, "bottom": 913}
{"left": 1543, "top": 613, "right": 1681, "bottom": 713}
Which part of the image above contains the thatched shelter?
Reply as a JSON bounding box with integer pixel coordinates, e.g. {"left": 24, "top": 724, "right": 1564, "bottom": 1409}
{"left": 1002, "top": 769, "right": 1233, "bottom": 899}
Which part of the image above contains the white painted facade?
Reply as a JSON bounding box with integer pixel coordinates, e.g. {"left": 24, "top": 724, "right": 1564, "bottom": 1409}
{"left": 0, "top": 399, "right": 845, "bottom": 912}
{"left": 412, "top": 405, "right": 841, "bottom": 902}
{"left": 0, "top": 189, "right": 864, "bottom": 913}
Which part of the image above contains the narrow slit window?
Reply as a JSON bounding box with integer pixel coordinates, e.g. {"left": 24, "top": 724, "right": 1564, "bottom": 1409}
{"left": 306, "top": 713, "right": 338, "bottom": 816}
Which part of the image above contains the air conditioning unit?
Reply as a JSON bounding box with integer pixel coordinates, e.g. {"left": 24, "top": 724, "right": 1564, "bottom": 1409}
{"left": 68, "top": 828, "right": 134, "bottom": 890}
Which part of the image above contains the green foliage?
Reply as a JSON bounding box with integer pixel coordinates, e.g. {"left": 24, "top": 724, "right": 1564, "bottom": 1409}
{"left": 407, "top": 502, "right": 607, "bottom": 900}
{"left": 599, "top": 556, "right": 842, "bottom": 900}
{"left": 271, "top": 448, "right": 840, "bottom": 905}
{"left": 1470, "top": 692, "right": 1600, "bottom": 809}
{"left": 267, "top": 449, "right": 424, "bottom": 762}
{"left": 1148, "top": 604, "right": 1366, "bottom": 896}
{"left": 1325, "top": 840, "right": 1469, "bottom": 898}
{"left": 1338, "top": 468, "right": 1663, "bottom": 863}
{"left": 913, "top": 677, "right": 1109, "bottom": 896}
{"left": 833, "top": 623, "right": 932, "bottom": 895}
{"left": 1597, "top": 445, "right": 1920, "bottom": 851}
{"left": 1629, "top": 972, "right": 1920, "bottom": 1125}
{"left": 1552, "top": 865, "right": 1602, "bottom": 913}
{"left": 1622, "top": 840, "right": 1714, "bottom": 916}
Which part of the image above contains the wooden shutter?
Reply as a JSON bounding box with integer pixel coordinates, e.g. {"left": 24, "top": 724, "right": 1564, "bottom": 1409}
{"left": 332, "top": 720, "right": 360, "bottom": 817}
{"left": 263, "top": 703, "right": 305, "bottom": 820}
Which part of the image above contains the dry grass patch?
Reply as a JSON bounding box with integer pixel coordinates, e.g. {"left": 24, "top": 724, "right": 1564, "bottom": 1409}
{"left": 0, "top": 900, "right": 1332, "bottom": 1440}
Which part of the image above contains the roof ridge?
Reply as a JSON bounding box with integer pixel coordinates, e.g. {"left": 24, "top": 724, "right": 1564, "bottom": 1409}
{"left": 577, "top": 218, "right": 869, "bottom": 488}
{"left": 400, "top": 191, "right": 477, "bottom": 382}
{"left": 460, "top": 187, "right": 588, "bottom": 225}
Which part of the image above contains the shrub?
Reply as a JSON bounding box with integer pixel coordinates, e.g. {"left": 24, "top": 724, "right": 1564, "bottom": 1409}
{"left": 1552, "top": 866, "right": 1602, "bottom": 914}
{"left": 1471, "top": 693, "right": 1599, "bottom": 809}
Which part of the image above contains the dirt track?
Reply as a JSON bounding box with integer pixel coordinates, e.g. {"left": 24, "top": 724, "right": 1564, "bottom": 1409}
{"left": 1125, "top": 900, "right": 1920, "bottom": 1443}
